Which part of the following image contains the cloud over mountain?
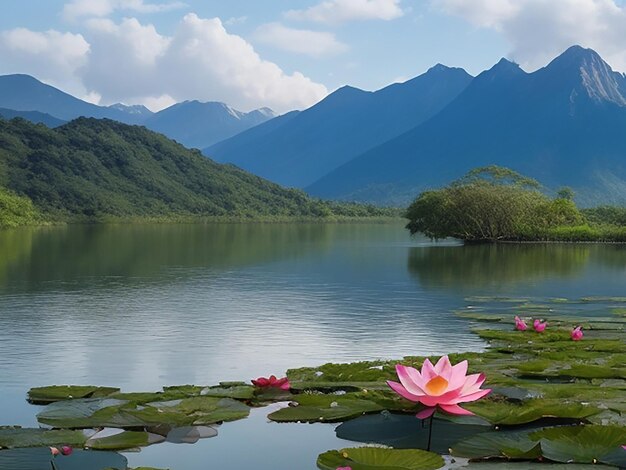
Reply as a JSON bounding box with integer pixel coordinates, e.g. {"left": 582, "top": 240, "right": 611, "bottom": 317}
{"left": 433, "top": 0, "right": 626, "bottom": 71}
{"left": 0, "top": 12, "right": 328, "bottom": 112}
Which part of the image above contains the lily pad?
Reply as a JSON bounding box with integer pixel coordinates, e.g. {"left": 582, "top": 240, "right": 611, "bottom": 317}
{"left": 36, "top": 398, "right": 129, "bottom": 428}
{"left": 0, "top": 448, "right": 127, "bottom": 470}
{"left": 268, "top": 394, "right": 383, "bottom": 423}
{"left": 165, "top": 426, "right": 218, "bottom": 444}
{"left": 85, "top": 428, "right": 165, "bottom": 450}
{"left": 200, "top": 385, "right": 255, "bottom": 400}
{"left": 465, "top": 399, "right": 600, "bottom": 425}
{"left": 0, "top": 427, "right": 87, "bottom": 449}
{"left": 450, "top": 430, "right": 542, "bottom": 459}
{"left": 530, "top": 425, "right": 626, "bottom": 464}
{"left": 335, "top": 412, "right": 490, "bottom": 454}
{"left": 27, "top": 386, "right": 119, "bottom": 404}
{"left": 317, "top": 447, "right": 444, "bottom": 470}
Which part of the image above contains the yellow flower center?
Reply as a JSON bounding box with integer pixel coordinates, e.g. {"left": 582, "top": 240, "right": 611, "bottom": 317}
{"left": 425, "top": 375, "right": 449, "bottom": 396}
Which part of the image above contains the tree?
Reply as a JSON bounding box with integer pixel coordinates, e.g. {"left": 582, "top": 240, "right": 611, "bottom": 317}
{"left": 405, "top": 167, "right": 583, "bottom": 241}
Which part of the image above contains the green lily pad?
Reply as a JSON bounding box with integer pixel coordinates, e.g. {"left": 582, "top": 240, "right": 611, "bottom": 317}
{"left": 165, "top": 426, "right": 217, "bottom": 444}
{"left": 465, "top": 399, "right": 600, "bottom": 425}
{"left": 27, "top": 386, "right": 119, "bottom": 404}
{"left": 317, "top": 447, "right": 444, "bottom": 470}
{"left": 166, "top": 397, "right": 251, "bottom": 424}
{"left": 335, "top": 412, "right": 490, "bottom": 453}
{"left": 530, "top": 425, "right": 626, "bottom": 464}
{"left": 598, "top": 446, "right": 626, "bottom": 468}
{"left": 0, "top": 427, "right": 87, "bottom": 449}
{"left": 0, "top": 448, "right": 127, "bottom": 470}
{"left": 36, "top": 398, "right": 129, "bottom": 428}
{"left": 85, "top": 428, "right": 165, "bottom": 450}
{"left": 268, "top": 394, "right": 384, "bottom": 423}
{"left": 200, "top": 385, "right": 255, "bottom": 400}
{"left": 450, "top": 430, "right": 542, "bottom": 459}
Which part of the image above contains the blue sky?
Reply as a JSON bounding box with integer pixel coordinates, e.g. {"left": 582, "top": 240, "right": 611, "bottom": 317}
{"left": 1, "top": 1, "right": 626, "bottom": 112}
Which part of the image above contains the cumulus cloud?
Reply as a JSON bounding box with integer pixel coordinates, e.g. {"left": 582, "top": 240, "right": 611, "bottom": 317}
{"left": 433, "top": 0, "right": 626, "bottom": 71}
{"left": 254, "top": 23, "right": 349, "bottom": 57}
{"left": 0, "top": 28, "right": 90, "bottom": 95}
{"left": 62, "top": 0, "right": 187, "bottom": 21}
{"left": 0, "top": 13, "right": 328, "bottom": 112}
{"left": 285, "top": 0, "right": 405, "bottom": 24}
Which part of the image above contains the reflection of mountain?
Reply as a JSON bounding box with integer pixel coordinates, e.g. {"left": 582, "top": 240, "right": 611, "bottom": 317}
{"left": 407, "top": 244, "right": 592, "bottom": 289}
{"left": 0, "top": 224, "right": 336, "bottom": 292}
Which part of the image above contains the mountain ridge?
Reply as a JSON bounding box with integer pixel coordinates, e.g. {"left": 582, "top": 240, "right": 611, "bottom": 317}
{"left": 306, "top": 45, "right": 626, "bottom": 206}
{"left": 205, "top": 64, "right": 474, "bottom": 187}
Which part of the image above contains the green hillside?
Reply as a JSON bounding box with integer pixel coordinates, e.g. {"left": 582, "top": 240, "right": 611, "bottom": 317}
{"left": 0, "top": 117, "right": 391, "bottom": 226}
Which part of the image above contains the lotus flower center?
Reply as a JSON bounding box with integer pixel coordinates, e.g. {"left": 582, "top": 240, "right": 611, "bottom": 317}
{"left": 425, "top": 376, "right": 449, "bottom": 395}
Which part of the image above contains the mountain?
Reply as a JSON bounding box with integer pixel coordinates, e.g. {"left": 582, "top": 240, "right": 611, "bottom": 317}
{"left": 307, "top": 46, "right": 626, "bottom": 206}
{"left": 0, "top": 117, "right": 382, "bottom": 221}
{"left": 205, "top": 65, "right": 473, "bottom": 188}
{"left": 0, "top": 108, "right": 66, "bottom": 127}
{"left": 0, "top": 74, "right": 151, "bottom": 124}
{"left": 143, "top": 101, "right": 276, "bottom": 149}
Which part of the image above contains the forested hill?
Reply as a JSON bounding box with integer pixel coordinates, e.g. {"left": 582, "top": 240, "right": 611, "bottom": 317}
{"left": 0, "top": 117, "right": 387, "bottom": 225}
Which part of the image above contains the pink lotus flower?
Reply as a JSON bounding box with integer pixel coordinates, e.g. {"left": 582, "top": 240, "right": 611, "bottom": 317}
{"left": 60, "top": 446, "right": 73, "bottom": 456}
{"left": 514, "top": 316, "right": 528, "bottom": 331}
{"left": 571, "top": 326, "right": 583, "bottom": 341}
{"left": 251, "top": 375, "right": 290, "bottom": 390}
{"left": 387, "top": 355, "right": 491, "bottom": 418}
{"left": 533, "top": 319, "right": 547, "bottom": 332}
{"left": 50, "top": 447, "right": 60, "bottom": 456}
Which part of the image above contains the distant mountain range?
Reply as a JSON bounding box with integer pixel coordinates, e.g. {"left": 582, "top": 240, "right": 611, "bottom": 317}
{"left": 206, "top": 64, "right": 472, "bottom": 188}
{"left": 0, "top": 74, "right": 275, "bottom": 149}
{"left": 208, "top": 45, "right": 626, "bottom": 206}
{"left": 3, "top": 45, "right": 626, "bottom": 207}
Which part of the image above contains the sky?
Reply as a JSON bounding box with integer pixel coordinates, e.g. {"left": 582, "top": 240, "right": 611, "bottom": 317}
{"left": 1, "top": 0, "right": 626, "bottom": 113}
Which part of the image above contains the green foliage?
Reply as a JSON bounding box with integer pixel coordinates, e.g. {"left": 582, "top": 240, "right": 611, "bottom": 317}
{"left": 582, "top": 205, "right": 626, "bottom": 226}
{"left": 405, "top": 166, "right": 624, "bottom": 241}
{"left": 0, "top": 187, "right": 40, "bottom": 228}
{"left": 557, "top": 186, "right": 575, "bottom": 200}
{"left": 0, "top": 118, "right": 393, "bottom": 223}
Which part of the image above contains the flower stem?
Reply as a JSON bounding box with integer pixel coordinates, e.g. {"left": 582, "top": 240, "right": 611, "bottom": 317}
{"left": 427, "top": 414, "right": 434, "bottom": 452}
{"left": 51, "top": 460, "right": 58, "bottom": 470}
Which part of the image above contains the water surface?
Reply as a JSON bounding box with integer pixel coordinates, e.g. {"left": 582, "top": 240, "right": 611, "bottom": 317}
{"left": 0, "top": 222, "right": 624, "bottom": 468}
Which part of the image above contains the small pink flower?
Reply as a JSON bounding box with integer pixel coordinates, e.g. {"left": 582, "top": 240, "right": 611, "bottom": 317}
{"left": 252, "top": 375, "right": 290, "bottom": 390}
{"left": 60, "top": 446, "right": 73, "bottom": 456}
{"left": 571, "top": 326, "right": 583, "bottom": 341}
{"left": 533, "top": 319, "right": 547, "bottom": 332}
{"left": 50, "top": 447, "right": 60, "bottom": 456}
{"left": 514, "top": 316, "right": 528, "bottom": 331}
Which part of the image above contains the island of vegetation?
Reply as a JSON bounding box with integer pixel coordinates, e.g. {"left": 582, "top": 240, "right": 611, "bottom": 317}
{"left": 0, "top": 117, "right": 396, "bottom": 228}
{"left": 405, "top": 166, "right": 626, "bottom": 242}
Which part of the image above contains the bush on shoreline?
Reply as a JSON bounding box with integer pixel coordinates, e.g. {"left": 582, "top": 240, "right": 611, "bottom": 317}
{"left": 405, "top": 166, "right": 625, "bottom": 242}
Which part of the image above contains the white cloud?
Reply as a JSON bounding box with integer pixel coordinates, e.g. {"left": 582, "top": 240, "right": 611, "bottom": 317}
{"left": 0, "top": 13, "right": 327, "bottom": 112}
{"left": 0, "top": 28, "right": 90, "bottom": 95}
{"left": 254, "top": 22, "right": 349, "bottom": 57}
{"left": 285, "top": 0, "right": 405, "bottom": 24}
{"left": 62, "top": 0, "right": 187, "bottom": 21}
{"left": 433, "top": 0, "right": 626, "bottom": 71}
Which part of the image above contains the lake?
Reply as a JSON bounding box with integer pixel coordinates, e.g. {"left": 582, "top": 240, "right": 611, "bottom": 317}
{"left": 0, "top": 222, "right": 624, "bottom": 469}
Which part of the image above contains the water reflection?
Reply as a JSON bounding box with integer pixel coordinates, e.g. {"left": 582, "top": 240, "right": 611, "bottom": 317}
{"left": 407, "top": 243, "right": 626, "bottom": 290}
{"left": 1, "top": 222, "right": 624, "bottom": 465}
